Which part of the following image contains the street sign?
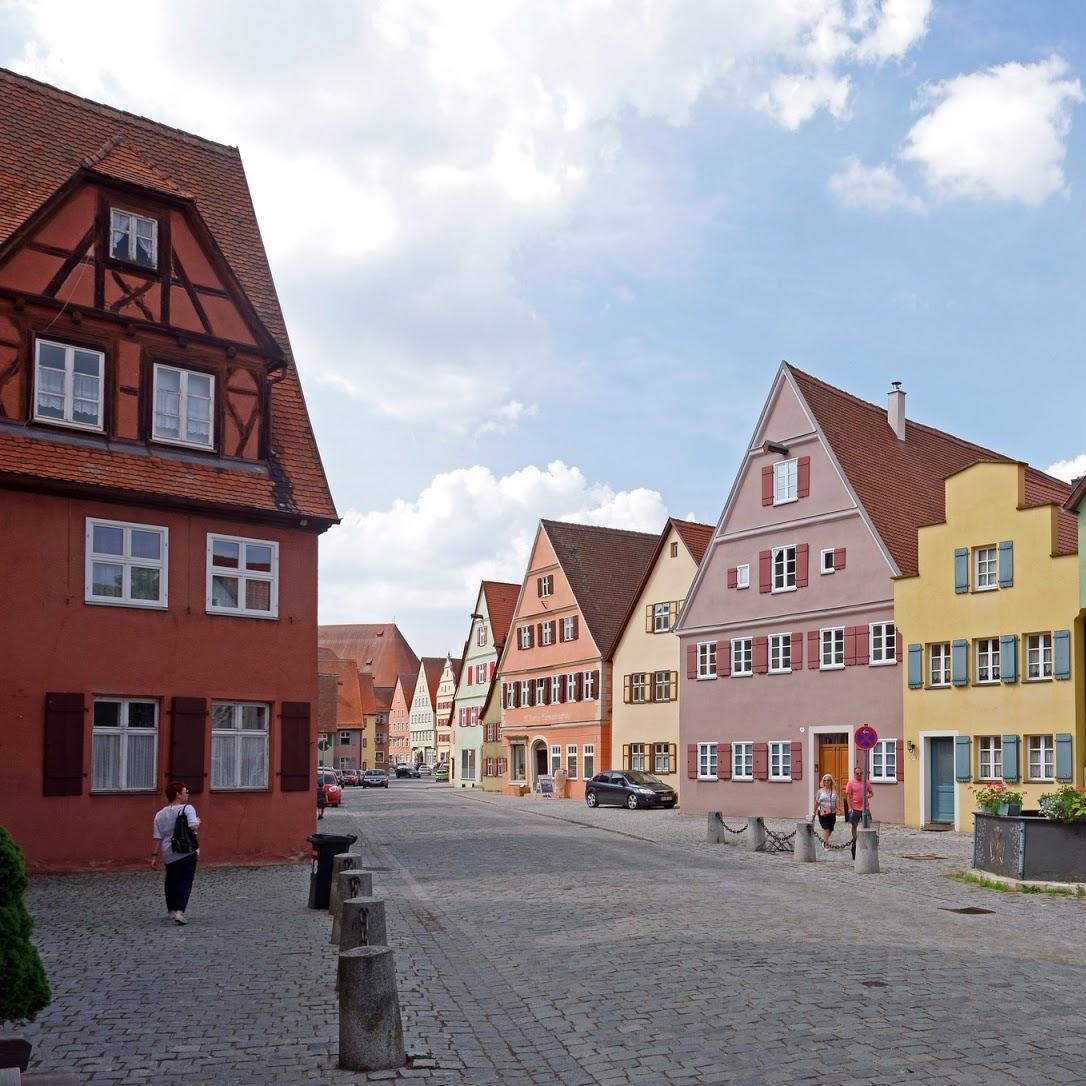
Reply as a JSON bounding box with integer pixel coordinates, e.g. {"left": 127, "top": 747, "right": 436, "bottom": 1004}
{"left": 854, "top": 725, "right": 879, "bottom": 751}
{"left": 317, "top": 737, "right": 330, "bottom": 752}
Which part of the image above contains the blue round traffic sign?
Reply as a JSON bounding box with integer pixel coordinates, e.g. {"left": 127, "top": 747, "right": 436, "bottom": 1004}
{"left": 855, "top": 725, "right": 879, "bottom": 750}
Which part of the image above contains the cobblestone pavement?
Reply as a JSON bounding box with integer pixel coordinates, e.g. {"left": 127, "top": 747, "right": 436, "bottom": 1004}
{"left": 22, "top": 782, "right": 1086, "bottom": 1085}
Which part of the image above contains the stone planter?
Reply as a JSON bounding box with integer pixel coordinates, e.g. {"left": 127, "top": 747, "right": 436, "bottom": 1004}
{"left": 974, "top": 812, "right": 1086, "bottom": 881}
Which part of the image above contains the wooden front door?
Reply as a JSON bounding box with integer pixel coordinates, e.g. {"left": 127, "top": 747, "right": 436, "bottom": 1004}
{"left": 817, "top": 734, "right": 850, "bottom": 813}
{"left": 929, "top": 737, "right": 955, "bottom": 824}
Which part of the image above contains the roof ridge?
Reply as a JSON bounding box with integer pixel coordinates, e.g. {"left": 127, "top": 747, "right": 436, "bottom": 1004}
{"left": 669, "top": 516, "right": 714, "bottom": 529}
{"left": 541, "top": 518, "right": 659, "bottom": 541}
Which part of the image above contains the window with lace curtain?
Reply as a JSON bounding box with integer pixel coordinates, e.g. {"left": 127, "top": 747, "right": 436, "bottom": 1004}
{"left": 34, "top": 339, "right": 104, "bottom": 431}
{"left": 91, "top": 698, "right": 157, "bottom": 792}
{"left": 206, "top": 534, "right": 279, "bottom": 619}
{"left": 152, "top": 363, "right": 214, "bottom": 449}
{"left": 211, "top": 702, "right": 269, "bottom": 789}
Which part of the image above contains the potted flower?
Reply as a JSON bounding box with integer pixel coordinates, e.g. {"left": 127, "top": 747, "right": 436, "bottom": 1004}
{"left": 1039, "top": 785, "right": 1086, "bottom": 823}
{"left": 973, "top": 781, "right": 1023, "bottom": 816}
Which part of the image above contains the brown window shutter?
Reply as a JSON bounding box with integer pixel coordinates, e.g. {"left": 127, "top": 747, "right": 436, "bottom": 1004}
{"left": 797, "top": 456, "right": 810, "bottom": 498}
{"left": 571, "top": 616, "right": 579, "bottom": 640}
{"left": 844, "top": 627, "right": 858, "bottom": 667}
{"left": 796, "top": 543, "right": 809, "bottom": 588}
{"left": 856, "top": 626, "right": 870, "bottom": 665}
{"left": 668, "top": 742, "right": 677, "bottom": 773}
{"left": 833, "top": 547, "right": 846, "bottom": 570}
{"left": 536, "top": 577, "right": 543, "bottom": 596}
{"left": 542, "top": 680, "right": 551, "bottom": 706}
{"left": 759, "top": 550, "right": 772, "bottom": 593}
{"left": 622, "top": 744, "right": 631, "bottom": 770}
{"left": 753, "top": 636, "right": 769, "bottom": 674}
{"left": 807, "top": 630, "right": 819, "bottom": 670}
{"left": 717, "top": 640, "right": 730, "bottom": 677}
{"left": 575, "top": 673, "right": 584, "bottom": 700}
{"left": 791, "top": 631, "right": 803, "bottom": 669}
{"left": 717, "top": 742, "right": 732, "bottom": 780}
{"left": 645, "top": 604, "right": 654, "bottom": 633}
{"left": 536, "top": 623, "right": 544, "bottom": 645}
{"left": 670, "top": 671, "right": 678, "bottom": 700}
{"left": 790, "top": 741, "right": 803, "bottom": 780}
{"left": 686, "top": 644, "right": 697, "bottom": 679}
{"left": 281, "top": 701, "right": 311, "bottom": 792}
{"left": 896, "top": 739, "right": 905, "bottom": 781}
{"left": 753, "top": 742, "right": 769, "bottom": 780}
{"left": 895, "top": 627, "right": 902, "bottom": 663}
{"left": 687, "top": 744, "right": 698, "bottom": 779}
{"left": 169, "top": 697, "right": 207, "bottom": 795}
{"left": 591, "top": 670, "right": 600, "bottom": 700}
{"left": 528, "top": 625, "right": 535, "bottom": 648}
{"left": 558, "top": 675, "right": 567, "bottom": 702}
{"left": 43, "top": 692, "right": 85, "bottom": 797}
{"left": 727, "top": 567, "right": 738, "bottom": 589}
{"left": 761, "top": 465, "right": 773, "bottom": 506}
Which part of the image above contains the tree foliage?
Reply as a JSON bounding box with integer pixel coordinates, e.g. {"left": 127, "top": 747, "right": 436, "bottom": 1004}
{"left": 0, "top": 825, "right": 51, "bottom": 1024}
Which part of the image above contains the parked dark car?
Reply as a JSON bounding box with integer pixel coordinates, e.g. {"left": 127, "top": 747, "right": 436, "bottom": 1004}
{"left": 340, "top": 769, "right": 361, "bottom": 786}
{"left": 584, "top": 770, "right": 677, "bottom": 810}
{"left": 395, "top": 764, "right": 420, "bottom": 779}
{"left": 361, "top": 769, "right": 389, "bottom": 789}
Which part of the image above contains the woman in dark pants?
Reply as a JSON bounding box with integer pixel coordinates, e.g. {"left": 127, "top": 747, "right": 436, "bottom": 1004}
{"left": 151, "top": 781, "right": 202, "bottom": 925}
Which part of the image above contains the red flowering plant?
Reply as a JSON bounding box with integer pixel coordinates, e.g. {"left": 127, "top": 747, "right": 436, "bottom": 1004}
{"left": 973, "top": 781, "right": 1023, "bottom": 812}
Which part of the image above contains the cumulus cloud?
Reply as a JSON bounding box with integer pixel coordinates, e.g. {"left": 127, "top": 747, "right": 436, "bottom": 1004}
{"left": 319, "top": 461, "right": 668, "bottom": 651}
{"left": 1045, "top": 454, "right": 1086, "bottom": 484}
{"left": 828, "top": 155, "right": 925, "bottom": 212}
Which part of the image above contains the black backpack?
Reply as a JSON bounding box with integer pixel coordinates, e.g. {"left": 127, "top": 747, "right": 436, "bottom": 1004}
{"left": 170, "top": 806, "right": 199, "bottom": 855}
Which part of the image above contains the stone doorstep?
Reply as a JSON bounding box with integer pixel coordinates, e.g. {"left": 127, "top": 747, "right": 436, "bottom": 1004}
{"left": 966, "top": 867, "right": 1086, "bottom": 893}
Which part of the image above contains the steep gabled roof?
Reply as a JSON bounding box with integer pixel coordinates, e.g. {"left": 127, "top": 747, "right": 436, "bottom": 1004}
{"left": 359, "top": 672, "right": 377, "bottom": 717}
{"left": 420, "top": 657, "right": 445, "bottom": 709}
{"left": 373, "top": 686, "right": 395, "bottom": 712}
{"left": 541, "top": 520, "right": 660, "bottom": 658}
{"left": 317, "top": 624, "right": 419, "bottom": 689}
{"left": 447, "top": 657, "right": 463, "bottom": 684}
{"left": 481, "top": 580, "right": 520, "bottom": 649}
{"left": 394, "top": 671, "right": 418, "bottom": 707}
{"left": 316, "top": 656, "right": 365, "bottom": 725}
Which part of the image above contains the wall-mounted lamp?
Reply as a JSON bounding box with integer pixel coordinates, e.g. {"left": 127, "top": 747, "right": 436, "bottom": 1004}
{"left": 763, "top": 440, "right": 790, "bottom": 455}
{"left": 906, "top": 740, "right": 917, "bottom": 754}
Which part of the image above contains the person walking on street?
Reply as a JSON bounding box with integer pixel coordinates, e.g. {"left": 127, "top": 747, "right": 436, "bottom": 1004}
{"left": 812, "top": 774, "right": 839, "bottom": 849}
{"left": 317, "top": 781, "right": 326, "bottom": 820}
{"left": 845, "top": 767, "right": 873, "bottom": 859}
{"left": 151, "top": 782, "right": 201, "bottom": 925}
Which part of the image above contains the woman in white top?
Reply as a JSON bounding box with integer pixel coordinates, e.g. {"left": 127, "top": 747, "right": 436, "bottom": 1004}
{"left": 812, "top": 774, "right": 838, "bottom": 849}
{"left": 151, "top": 781, "right": 202, "bottom": 925}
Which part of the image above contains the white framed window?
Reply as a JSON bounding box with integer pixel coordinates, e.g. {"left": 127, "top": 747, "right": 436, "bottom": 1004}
{"left": 540, "top": 574, "right": 553, "bottom": 597}
{"left": 1028, "top": 735, "right": 1054, "bottom": 781}
{"left": 654, "top": 743, "right": 670, "bottom": 774}
{"left": 565, "top": 672, "right": 578, "bottom": 702}
{"left": 771, "top": 545, "right": 796, "bottom": 592}
{"left": 477, "top": 624, "right": 488, "bottom": 646}
{"left": 974, "top": 546, "right": 998, "bottom": 591}
{"left": 975, "top": 638, "right": 1000, "bottom": 684}
{"left": 870, "top": 622, "right": 896, "bottom": 665}
{"left": 550, "top": 744, "right": 562, "bottom": 773}
{"left": 582, "top": 671, "right": 597, "bottom": 700}
{"left": 630, "top": 743, "right": 647, "bottom": 772}
{"left": 211, "top": 702, "right": 269, "bottom": 790}
{"left": 375, "top": 751, "right": 385, "bottom": 763}
{"left": 696, "top": 641, "right": 717, "bottom": 679}
{"left": 91, "top": 697, "right": 157, "bottom": 792}
{"left": 34, "top": 339, "right": 104, "bottom": 431}
{"left": 339, "top": 730, "right": 352, "bottom": 744}
{"left": 735, "top": 564, "right": 750, "bottom": 590}
{"left": 732, "top": 638, "right": 753, "bottom": 676}
{"left": 768, "top": 741, "right": 791, "bottom": 781}
{"left": 207, "top": 534, "right": 278, "bottom": 619}
{"left": 820, "top": 627, "right": 844, "bottom": 669}
{"left": 654, "top": 670, "right": 674, "bottom": 701}
{"left": 566, "top": 745, "right": 578, "bottom": 779}
{"left": 978, "top": 736, "right": 1003, "bottom": 781}
{"left": 85, "top": 518, "right": 168, "bottom": 609}
{"left": 653, "top": 602, "right": 671, "bottom": 633}
{"left": 152, "top": 364, "right": 214, "bottom": 449}
{"left": 697, "top": 742, "right": 718, "bottom": 780}
{"left": 550, "top": 675, "right": 562, "bottom": 702}
{"left": 110, "top": 207, "right": 157, "bottom": 267}
{"left": 540, "top": 622, "right": 554, "bottom": 646}
{"left": 629, "top": 672, "right": 648, "bottom": 703}
{"left": 670, "top": 541, "right": 679, "bottom": 558}
{"left": 929, "top": 643, "right": 951, "bottom": 687}
{"left": 769, "top": 634, "right": 791, "bottom": 674}
{"left": 773, "top": 458, "right": 797, "bottom": 504}
{"left": 583, "top": 744, "right": 595, "bottom": 779}
{"left": 732, "top": 742, "right": 753, "bottom": 780}
{"left": 870, "top": 740, "right": 897, "bottom": 782}
{"left": 561, "top": 616, "right": 576, "bottom": 641}
{"left": 535, "top": 677, "right": 547, "bottom": 703}
{"left": 820, "top": 549, "right": 835, "bottom": 575}
{"left": 510, "top": 744, "right": 527, "bottom": 782}
{"left": 1027, "top": 633, "right": 1053, "bottom": 681}
{"left": 519, "top": 626, "right": 532, "bottom": 649}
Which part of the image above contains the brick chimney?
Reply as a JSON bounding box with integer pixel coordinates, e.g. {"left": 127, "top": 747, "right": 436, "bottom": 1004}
{"left": 888, "top": 381, "right": 906, "bottom": 441}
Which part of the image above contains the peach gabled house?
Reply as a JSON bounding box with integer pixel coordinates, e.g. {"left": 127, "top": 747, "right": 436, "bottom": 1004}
{"left": 388, "top": 670, "right": 417, "bottom": 767}
{"left": 499, "top": 520, "right": 658, "bottom": 798}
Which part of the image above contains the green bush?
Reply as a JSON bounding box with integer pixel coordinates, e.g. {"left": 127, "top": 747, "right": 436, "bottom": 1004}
{"left": 1038, "top": 785, "right": 1086, "bottom": 823}
{"left": 0, "top": 825, "right": 51, "bottom": 1024}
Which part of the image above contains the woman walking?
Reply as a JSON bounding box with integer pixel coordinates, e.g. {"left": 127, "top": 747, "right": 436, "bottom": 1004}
{"left": 151, "top": 782, "right": 201, "bottom": 925}
{"left": 812, "top": 774, "right": 838, "bottom": 849}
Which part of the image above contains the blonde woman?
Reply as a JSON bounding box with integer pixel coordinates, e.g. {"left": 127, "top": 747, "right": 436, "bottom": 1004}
{"left": 812, "top": 774, "right": 838, "bottom": 849}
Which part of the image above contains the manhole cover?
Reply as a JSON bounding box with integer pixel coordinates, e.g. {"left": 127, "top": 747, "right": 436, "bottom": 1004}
{"left": 941, "top": 906, "right": 995, "bottom": 915}
{"left": 861, "top": 980, "right": 887, "bottom": 988}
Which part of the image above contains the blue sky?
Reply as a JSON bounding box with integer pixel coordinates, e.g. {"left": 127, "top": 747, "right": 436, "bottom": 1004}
{"left": 3, "top": 1, "right": 1085, "bottom": 655}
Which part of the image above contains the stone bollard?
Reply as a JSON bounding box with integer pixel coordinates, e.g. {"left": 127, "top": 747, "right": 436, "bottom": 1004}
{"left": 339, "top": 897, "right": 388, "bottom": 951}
{"left": 746, "top": 816, "right": 767, "bottom": 853}
{"left": 328, "top": 851, "right": 362, "bottom": 917}
{"left": 794, "top": 821, "right": 817, "bottom": 863}
{"left": 707, "top": 811, "right": 726, "bottom": 844}
{"left": 331, "top": 870, "right": 374, "bottom": 945}
{"left": 854, "top": 828, "right": 880, "bottom": 873}
{"left": 338, "top": 946, "right": 406, "bottom": 1071}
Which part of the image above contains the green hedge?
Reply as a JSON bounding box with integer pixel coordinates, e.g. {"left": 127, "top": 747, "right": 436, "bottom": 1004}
{"left": 0, "top": 825, "right": 51, "bottom": 1024}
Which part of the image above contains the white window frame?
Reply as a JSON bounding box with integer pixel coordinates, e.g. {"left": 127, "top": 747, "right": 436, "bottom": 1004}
{"left": 629, "top": 672, "right": 648, "bottom": 704}
{"left": 870, "top": 622, "right": 896, "bottom": 666}
{"left": 630, "top": 743, "right": 647, "bottom": 772}
{"left": 768, "top": 741, "right": 791, "bottom": 781}
{"left": 732, "top": 742, "right": 754, "bottom": 780}
{"left": 974, "top": 546, "right": 998, "bottom": 591}
{"left": 768, "top": 633, "right": 791, "bottom": 674}
{"left": 338, "top": 730, "right": 352, "bottom": 744}
{"left": 978, "top": 736, "right": 1003, "bottom": 781}
{"left": 696, "top": 742, "right": 718, "bottom": 780}
{"left": 477, "top": 624, "right": 488, "bottom": 646}
{"left": 33, "top": 338, "right": 105, "bottom": 431}
{"left": 1026, "top": 633, "right": 1053, "bottom": 681}
{"left": 1028, "top": 735, "right": 1054, "bottom": 782}
{"left": 653, "top": 742, "right": 670, "bottom": 774}
{"left": 519, "top": 626, "right": 532, "bottom": 650}
{"left": 540, "top": 621, "right": 554, "bottom": 646}
{"left": 975, "top": 638, "right": 1001, "bottom": 684}
{"left": 566, "top": 744, "right": 578, "bottom": 779}
{"left": 561, "top": 616, "right": 576, "bottom": 641}
{"left": 653, "top": 670, "right": 673, "bottom": 702}
{"left": 929, "top": 643, "right": 951, "bottom": 687}
{"left": 535, "top": 677, "right": 547, "bottom": 703}
{"left": 696, "top": 641, "right": 717, "bottom": 680}
{"left": 91, "top": 697, "right": 158, "bottom": 793}
{"left": 582, "top": 670, "right": 597, "bottom": 700}
{"left": 510, "top": 743, "right": 527, "bottom": 782}
{"left": 550, "top": 675, "right": 562, "bottom": 702}
{"left": 210, "top": 701, "right": 269, "bottom": 790}
{"left": 110, "top": 207, "right": 158, "bottom": 268}
{"left": 771, "top": 545, "right": 797, "bottom": 592}
{"left": 731, "top": 637, "right": 752, "bottom": 677}
{"left": 820, "top": 627, "right": 844, "bottom": 670}
{"left": 773, "top": 458, "right": 798, "bottom": 505}
{"left": 820, "top": 548, "right": 835, "bottom": 575}
{"left": 735, "top": 563, "right": 750, "bottom": 590}
{"left": 870, "top": 740, "right": 897, "bottom": 782}
{"left": 653, "top": 601, "right": 671, "bottom": 633}
{"left": 206, "top": 533, "right": 279, "bottom": 619}
{"left": 85, "top": 518, "right": 169, "bottom": 609}
{"left": 152, "top": 363, "right": 215, "bottom": 450}
{"left": 566, "top": 673, "right": 578, "bottom": 701}
{"left": 583, "top": 744, "right": 595, "bottom": 780}
{"left": 540, "top": 574, "right": 553, "bottom": 597}
{"left": 550, "top": 744, "right": 562, "bottom": 773}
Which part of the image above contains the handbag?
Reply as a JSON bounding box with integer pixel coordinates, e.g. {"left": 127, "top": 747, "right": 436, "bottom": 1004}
{"left": 170, "top": 805, "right": 199, "bottom": 855}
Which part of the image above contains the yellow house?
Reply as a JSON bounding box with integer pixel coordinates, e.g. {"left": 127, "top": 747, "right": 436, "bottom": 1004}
{"left": 895, "top": 461, "right": 1081, "bottom": 831}
{"left": 610, "top": 519, "right": 713, "bottom": 801}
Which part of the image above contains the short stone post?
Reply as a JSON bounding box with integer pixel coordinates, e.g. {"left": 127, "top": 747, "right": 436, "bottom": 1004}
{"left": 745, "top": 816, "right": 767, "bottom": 853}
{"left": 854, "top": 828, "right": 880, "bottom": 873}
{"left": 338, "top": 946, "right": 406, "bottom": 1071}
{"left": 331, "top": 870, "right": 374, "bottom": 945}
{"left": 328, "top": 852, "right": 362, "bottom": 917}
{"left": 339, "top": 897, "right": 388, "bottom": 951}
{"left": 794, "top": 821, "right": 817, "bottom": 863}
{"left": 707, "top": 812, "right": 726, "bottom": 844}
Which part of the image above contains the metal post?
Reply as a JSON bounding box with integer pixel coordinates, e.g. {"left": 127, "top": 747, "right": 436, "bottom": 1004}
{"left": 862, "top": 747, "right": 871, "bottom": 829}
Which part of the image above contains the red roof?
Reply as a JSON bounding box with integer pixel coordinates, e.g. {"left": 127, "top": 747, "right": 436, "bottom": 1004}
{"left": 420, "top": 657, "right": 445, "bottom": 709}
{"left": 481, "top": 580, "right": 521, "bottom": 649}
{"left": 317, "top": 625, "right": 419, "bottom": 689}
{"left": 672, "top": 518, "right": 714, "bottom": 564}
{"left": 0, "top": 69, "right": 336, "bottom": 524}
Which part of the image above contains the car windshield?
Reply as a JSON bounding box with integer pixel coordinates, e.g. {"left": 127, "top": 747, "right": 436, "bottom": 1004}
{"left": 624, "top": 771, "right": 664, "bottom": 786}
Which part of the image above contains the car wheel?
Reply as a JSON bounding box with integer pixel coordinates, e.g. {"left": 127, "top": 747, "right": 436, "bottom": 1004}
{"left": 585, "top": 791, "right": 599, "bottom": 808}
{"left": 626, "top": 794, "right": 639, "bottom": 810}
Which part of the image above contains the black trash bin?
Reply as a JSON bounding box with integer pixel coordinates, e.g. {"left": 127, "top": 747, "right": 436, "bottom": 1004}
{"left": 306, "top": 832, "right": 358, "bottom": 909}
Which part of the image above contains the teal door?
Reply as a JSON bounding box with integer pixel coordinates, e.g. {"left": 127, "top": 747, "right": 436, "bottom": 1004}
{"left": 930, "top": 738, "right": 955, "bottom": 823}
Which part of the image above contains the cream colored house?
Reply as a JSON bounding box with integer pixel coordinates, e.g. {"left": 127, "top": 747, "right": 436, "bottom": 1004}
{"left": 610, "top": 519, "right": 713, "bottom": 803}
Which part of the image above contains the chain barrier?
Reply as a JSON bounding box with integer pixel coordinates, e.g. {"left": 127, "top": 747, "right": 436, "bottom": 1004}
{"left": 719, "top": 819, "right": 748, "bottom": 835}
{"left": 760, "top": 827, "right": 796, "bottom": 854}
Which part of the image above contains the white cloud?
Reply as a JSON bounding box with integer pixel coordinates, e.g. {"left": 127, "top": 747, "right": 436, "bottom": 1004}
{"left": 759, "top": 71, "right": 852, "bottom": 131}
{"left": 854, "top": 0, "right": 933, "bottom": 63}
{"left": 319, "top": 461, "right": 668, "bottom": 650}
{"left": 1045, "top": 454, "right": 1086, "bottom": 484}
{"left": 902, "top": 55, "right": 1085, "bottom": 205}
{"left": 478, "top": 400, "right": 538, "bottom": 435}
{"left": 828, "top": 155, "right": 925, "bottom": 212}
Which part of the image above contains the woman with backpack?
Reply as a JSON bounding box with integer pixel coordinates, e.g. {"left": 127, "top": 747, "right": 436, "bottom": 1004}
{"left": 151, "top": 781, "right": 202, "bottom": 925}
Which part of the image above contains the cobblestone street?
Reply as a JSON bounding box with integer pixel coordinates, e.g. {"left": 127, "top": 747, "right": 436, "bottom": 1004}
{"left": 23, "top": 783, "right": 1086, "bottom": 1084}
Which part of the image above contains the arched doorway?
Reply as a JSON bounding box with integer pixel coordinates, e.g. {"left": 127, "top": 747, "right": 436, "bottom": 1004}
{"left": 531, "top": 739, "right": 548, "bottom": 787}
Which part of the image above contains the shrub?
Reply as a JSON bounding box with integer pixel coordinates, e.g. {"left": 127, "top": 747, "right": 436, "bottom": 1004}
{"left": 0, "top": 825, "right": 51, "bottom": 1024}
{"left": 1039, "top": 785, "right": 1086, "bottom": 823}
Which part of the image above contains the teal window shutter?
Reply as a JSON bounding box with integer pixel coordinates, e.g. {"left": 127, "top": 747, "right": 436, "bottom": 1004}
{"left": 1054, "top": 630, "right": 1071, "bottom": 680}
{"left": 951, "top": 639, "right": 969, "bottom": 686}
{"left": 997, "top": 541, "right": 1013, "bottom": 587}
{"left": 907, "top": 644, "right": 923, "bottom": 689}
{"left": 1055, "top": 733, "right": 1073, "bottom": 782}
{"left": 1001, "top": 735, "right": 1019, "bottom": 782}
{"left": 955, "top": 735, "right": 972, "bottom": 781}
{"left": 999, "top": 634, "right": 1018, "bottom": 683}
{"left": 954, "top": 548, "right": 969, "bottom": 594}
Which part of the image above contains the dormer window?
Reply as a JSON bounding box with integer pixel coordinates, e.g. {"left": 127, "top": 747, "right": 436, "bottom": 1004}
{"left": 110, "top": 208, "right": 157, "bottom": 268}
{"left": 153, "top": 364, "right": 214, "bottom": 449}
{"left": 34, "top": 338, "right": 104, "bottom": 431}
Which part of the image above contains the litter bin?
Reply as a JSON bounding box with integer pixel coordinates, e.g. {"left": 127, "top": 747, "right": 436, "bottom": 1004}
{"left": 307, "top": 832, "right": 358, "bottom": 909}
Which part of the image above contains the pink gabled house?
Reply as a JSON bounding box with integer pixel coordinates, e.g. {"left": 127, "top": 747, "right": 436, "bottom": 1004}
{"left": 676, "top": 364, "right": 1005, "bottom": 822}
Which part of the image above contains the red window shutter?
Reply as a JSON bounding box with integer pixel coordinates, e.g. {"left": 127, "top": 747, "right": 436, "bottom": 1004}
{"left": 856, "top": 627, "right": 870, "bottom": 665}
{"left": 467, "top": 668, "right": 473, "bottom": 686}
{"left": 753, "top": 636, "right": 769, "bottom": 674}
{"left": 797, "top": 456, "right": 810, "bottom": 498}
{"left": 169, "top": 697, "right": 207, "bottom": 795}
{"left": 717, "top": 743, "right": 732, "bottom": 780}
{"left": 43, "top": 692, "right": 85, "bottom": 797}
{"left": 796, "top": 543, "right": 809, "bottom": 588}
{"left": 717, "top": 641, "right": 730, "bottom": 677}
{"left": 790, "top": 741, "right": 803, "bottom": 780}
{"left": 833, "top": 547, "right": 846, "bottom": 571}
{"left": 844, "top": 627, "right": 858, "bottom": 667}
{"left": 280, "top": 701, "right": 311, "bottom": 792}
{"left": 761, "top": 465, "right": 773, "bottom": 506}
{"left": 686, "top": 644, "right": 697, "bottom": 680}
{"left": 753, "top": 742, "right": 769, "bottom": 781}
{"left": 687, "top": 744, "right": 698, "bottom": 779}
{"left": 490, "top": 662, "right": 495, "bottom": 681}
{"left": 894, "top": 627, "right": 902, "bottom": 664}
{"left": 896, "top": 739, "right": 905, "bottom": 782}
{"left": 727, "top": 567, "right": 738, "bottom": 589}
{"left": 791, "top": 631, "right": 803, "bottom": 670}
{"left": 807, "top": 630, "right": 819, "bottom": 670}
{"left": 759, "top": 550, "right": 772, "bottom": 593}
